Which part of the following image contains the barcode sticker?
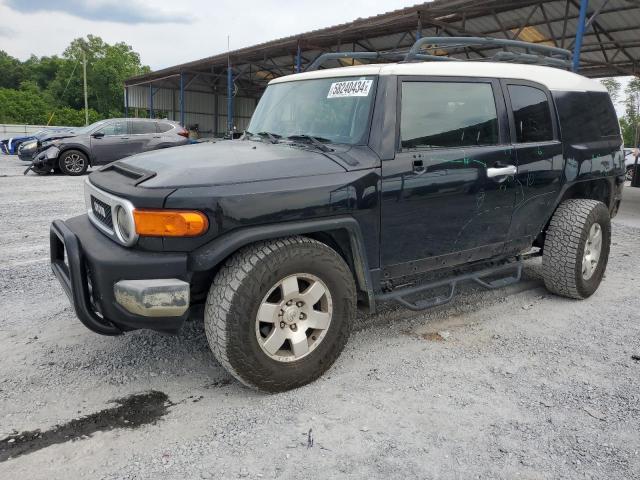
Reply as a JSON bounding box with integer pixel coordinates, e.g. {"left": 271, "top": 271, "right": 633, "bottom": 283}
{"left": 327, "top": 79, "right": 373, "bottom": 98}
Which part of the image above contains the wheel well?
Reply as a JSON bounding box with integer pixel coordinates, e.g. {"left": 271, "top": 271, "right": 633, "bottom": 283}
{"left": 535, "top": 179, "right": 612, "bottom": 248}
{"left": 190, "top": 227, "right": 372, "bottom": 311}
{"left": 559, "top": 179, "right": 611, "bottom": 207}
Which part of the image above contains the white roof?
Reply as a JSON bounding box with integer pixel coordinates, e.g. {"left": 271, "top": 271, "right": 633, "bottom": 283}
{"left": 270, "top": 61, "right": 606, "bottom": 93}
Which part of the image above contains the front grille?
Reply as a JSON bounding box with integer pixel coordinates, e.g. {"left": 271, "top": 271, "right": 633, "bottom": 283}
{"left": 90, "top": 195, "right": 113, "bottom": 229}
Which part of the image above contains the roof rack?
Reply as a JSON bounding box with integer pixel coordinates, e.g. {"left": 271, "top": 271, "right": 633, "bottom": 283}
{"left": 305, "top": 36, "right": 572, "bottom": 72}
{"left": 306, "top": 51, "right": 458, "bottom": 71}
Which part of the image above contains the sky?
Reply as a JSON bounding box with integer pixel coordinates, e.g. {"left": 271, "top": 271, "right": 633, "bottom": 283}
{"left": 0, "top": 0, "right": 631, "bottom": 112}
{"left": 0, "top": 0, "right": 419, "bottom": 70}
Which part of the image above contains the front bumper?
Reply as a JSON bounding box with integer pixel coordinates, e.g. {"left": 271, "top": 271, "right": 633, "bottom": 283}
{"left": 50, "top": 215, "right": 191, "bottom": 335}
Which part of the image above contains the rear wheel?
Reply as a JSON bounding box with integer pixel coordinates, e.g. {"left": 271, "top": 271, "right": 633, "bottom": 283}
{"left": 204, "top": 236, "right": 356, "bottom": 392}
{"left": 626, "top": 165, "right": 635, "bottom": 182}
{"left": 542, "top": 199, "right": 611, "bottom": 299}
{"left": 58, "top": 150, "right": 88, "bottom": 176}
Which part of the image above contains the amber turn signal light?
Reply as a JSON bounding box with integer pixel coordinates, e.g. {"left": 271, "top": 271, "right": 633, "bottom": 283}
{"left": 133, "top": 209, "right": 208, "bottom": 237}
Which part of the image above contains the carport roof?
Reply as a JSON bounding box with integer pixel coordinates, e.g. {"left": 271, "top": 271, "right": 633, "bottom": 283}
{"left": 125, "top": 0, "right": 640, "bottom": 95}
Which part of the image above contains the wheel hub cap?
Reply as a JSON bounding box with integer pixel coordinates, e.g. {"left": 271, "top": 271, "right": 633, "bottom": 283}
{"left": 582, "top": 223, "right": 602, "bottom": 281}
{"left": 255, "top": 273, "right": 333, "bottom": 362}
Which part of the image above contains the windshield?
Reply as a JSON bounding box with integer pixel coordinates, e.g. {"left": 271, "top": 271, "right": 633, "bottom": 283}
{"left": 247, "top": 76, "right": 377, "bottom": 145}
{"left": 72, "top": 119, "right": 110, "bottom": 135}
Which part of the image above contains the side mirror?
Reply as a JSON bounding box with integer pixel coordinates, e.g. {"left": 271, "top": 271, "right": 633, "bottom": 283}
{"left": 92, "top": 131, "right": 105, "bottom": 139}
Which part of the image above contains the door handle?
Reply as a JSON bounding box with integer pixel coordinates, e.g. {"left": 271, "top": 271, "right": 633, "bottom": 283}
{"left": 120, "top": 136, "right": 129, "bottom": 140}
{"left": 487, "top": 165, "right": 517, "bottom": 178}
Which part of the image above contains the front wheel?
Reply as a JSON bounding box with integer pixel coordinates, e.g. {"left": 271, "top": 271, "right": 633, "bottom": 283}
{"left": 542, "top": 199, "right": 611, "bottom": 299}
{"left": 204, "top": 236, "right": 356, "bottom": 392}
{"left": 58, "top": 150, "right": 88, "bottom": 176}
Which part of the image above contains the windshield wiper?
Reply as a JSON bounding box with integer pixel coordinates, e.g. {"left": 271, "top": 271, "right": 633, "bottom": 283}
{"left": 245, "top": 131, "right": 280, "bottom": 144}
{"left": 286, "top": 135, "right": 333, "bottom": 152}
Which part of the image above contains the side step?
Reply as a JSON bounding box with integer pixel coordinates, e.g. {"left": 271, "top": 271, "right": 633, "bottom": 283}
{"left": 375, "top": 260, "right": 523, "bottom": 311}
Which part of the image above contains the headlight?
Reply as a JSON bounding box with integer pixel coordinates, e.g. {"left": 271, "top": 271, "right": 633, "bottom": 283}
{"left": 115, "top": 205, "right": 134, "bottom": 243}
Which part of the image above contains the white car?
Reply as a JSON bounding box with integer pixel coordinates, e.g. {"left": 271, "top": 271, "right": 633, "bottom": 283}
{"left": 625, "top": 148, "right": 638, "bottom": 181}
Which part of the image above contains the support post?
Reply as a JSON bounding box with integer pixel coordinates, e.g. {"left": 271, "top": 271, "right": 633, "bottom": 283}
{"left": 124, "top": 86, "right": 129, "bottom": 118}
{"left": 82, "top": 50, "right": 89, "bottom": 126}
{"left": 296, "top": 41, "right": 302, "bottom": 73}
{"left": 214, "top": 90, "right": 219, "bottom": 137}
{"left": 227, "top": 60, "right": 234, "bottom": 134}
{"left": 148, "top": 84, "right": 154, "bottom": 119}
{"left": 416, "top": 13, "right": 422, "bottom": 40}
{"left": 180, "top": 72, "right": 185, "bottom": 127}
{"left": 572, "top": 0, "right": 589, "bottom": 72}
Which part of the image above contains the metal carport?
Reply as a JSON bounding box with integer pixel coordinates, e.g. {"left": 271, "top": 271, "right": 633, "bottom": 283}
{"left": 124, "top": 0, "right": 640, "bottom": 137}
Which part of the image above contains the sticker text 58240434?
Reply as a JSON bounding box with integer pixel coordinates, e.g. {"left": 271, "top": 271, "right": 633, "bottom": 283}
{"left": 327, "top": 80, "right": 373, "bottom": 98}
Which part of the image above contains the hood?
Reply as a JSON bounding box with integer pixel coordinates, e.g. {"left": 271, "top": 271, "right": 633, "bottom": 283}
{"left": 40, "top": 132, "right": 77, "bottom": 143}
{"left": 116, "top": 140, "right": 350, "bottom": 188}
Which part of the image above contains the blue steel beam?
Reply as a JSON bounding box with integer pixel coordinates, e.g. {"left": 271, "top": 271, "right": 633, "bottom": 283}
{"left": 227, "top": 61, "right": 234, "bottom": 133}
{"left": 572, "top": 0, "right": 589, "bottom": 72}
{"left": 124, "top": 87, "right": 129, "bottom": 118}
{"left": 148, "top": 84, "right": 154, "bottom": 119}
{"left": 296, "top": 42, "right": 302, "bottom": 73}
{"left": 179, "top": 72, "right": 185, "bottom": 127}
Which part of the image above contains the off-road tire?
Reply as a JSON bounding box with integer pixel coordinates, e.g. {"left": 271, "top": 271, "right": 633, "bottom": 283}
{"left": 58, "top": 149, "right": 88, "bottom": 176}
{"left": 626, "top": 165, "right": 635, "bottom": 182}
{"left": 542, "top": 199, "right": 611, "bottom": 299}
{"left": 204, "top": 236, "right": 356, "bottom": 392}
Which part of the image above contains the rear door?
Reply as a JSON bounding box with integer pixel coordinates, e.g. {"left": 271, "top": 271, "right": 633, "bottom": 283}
{"left": 380, "top": 77, "right": 518, "bottom": 277}
{"left": 501, "top": 81, "right": 564, "bottom": 249}
{"left": 90, "top": 120, "right": 129, "bottom": 164}
{"left": 128, "top": 120, "right": 159, "bottom": 155}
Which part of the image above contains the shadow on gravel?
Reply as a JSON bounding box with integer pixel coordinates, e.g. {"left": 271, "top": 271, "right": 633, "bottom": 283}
{"left": 0, "top": 391, "right": 171, "bottom": 462}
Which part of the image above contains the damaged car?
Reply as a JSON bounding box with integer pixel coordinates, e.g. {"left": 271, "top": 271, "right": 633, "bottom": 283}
{"left": 27, "top": 118, "right": 189, "bottom": 176}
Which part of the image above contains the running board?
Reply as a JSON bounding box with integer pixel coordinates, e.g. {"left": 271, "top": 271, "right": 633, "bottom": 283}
{"left": 375, "top": 260, "right": 523, "bottom": 311}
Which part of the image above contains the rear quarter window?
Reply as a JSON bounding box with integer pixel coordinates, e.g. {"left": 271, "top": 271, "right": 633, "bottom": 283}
{"left": 554, "top": 91, "right": 619, "bottom": 142}
{"left": 157, "top": 122, "right": 174, "bottom": 133}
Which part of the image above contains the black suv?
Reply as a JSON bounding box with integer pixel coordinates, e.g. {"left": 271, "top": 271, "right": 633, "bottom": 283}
{"left": 49, "top": 46, "right": 624, "bottom": 392}
{"left": 28, "top": 118, "right": 188, "bottom": 176}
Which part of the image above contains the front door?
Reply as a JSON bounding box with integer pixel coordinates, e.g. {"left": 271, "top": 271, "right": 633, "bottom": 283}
{"left": 90, "top": 119, "right": 130, "bottom": 164}
{"left": 381, "top": 77, "right": 518, "bottom": 278}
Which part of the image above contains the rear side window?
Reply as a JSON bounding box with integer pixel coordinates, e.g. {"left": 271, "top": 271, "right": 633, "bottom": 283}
{"left": 157, "top": 122, "right": 173, "bottom": 133}
{"left": 130, "top": 121, "right": 156, "bottom": 135}
{"left": 589, "top": 92, "right": 619, "bottom": 137}
{"left": 554, "top": 91, "right": 619, "bottom": 142}
{"left": 508, "top": 85, "right": 553, "bottom": 143}
{"left": 400, "top": 81, "right": 499, "bottom": 149}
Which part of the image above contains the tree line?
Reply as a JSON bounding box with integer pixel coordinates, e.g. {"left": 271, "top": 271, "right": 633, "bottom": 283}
{"left": 601, "top": 77, "right": 640, "bottom": 147}
{"left": 0, "top": 35, "right": 150, "bottom": 127}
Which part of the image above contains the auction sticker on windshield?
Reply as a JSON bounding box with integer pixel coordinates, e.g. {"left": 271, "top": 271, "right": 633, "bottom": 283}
{"left": 327, "top": 79, "right": 373, "bottom": 98}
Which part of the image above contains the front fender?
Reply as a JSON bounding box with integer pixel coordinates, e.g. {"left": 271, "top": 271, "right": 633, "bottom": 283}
{"left": 188, "top": 216, "right": 376, "bottom": 312}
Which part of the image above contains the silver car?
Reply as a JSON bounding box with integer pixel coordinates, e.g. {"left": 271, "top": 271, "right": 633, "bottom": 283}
{"left": 30, "top": 118, "right": 189, "bottom": 176}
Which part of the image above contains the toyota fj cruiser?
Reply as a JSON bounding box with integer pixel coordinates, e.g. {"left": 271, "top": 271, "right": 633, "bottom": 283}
{"left": 50, "top": 39, "right": 625, "bottom": 392}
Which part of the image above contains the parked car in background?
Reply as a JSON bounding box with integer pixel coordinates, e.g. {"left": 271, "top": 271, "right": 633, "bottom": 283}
{"left": 28, "top": 118, "right": 189, "bottom": 176}
{"left": 18, "top": 127, "right": 74, "bottom": 161}
{"left": 625, "top": 148, "right": 638, "bottom": 181}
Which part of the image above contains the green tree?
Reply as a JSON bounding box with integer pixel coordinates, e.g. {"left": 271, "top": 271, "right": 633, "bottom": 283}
{"left": 623, "top": 78, "right": 640, "bottom": 147}
{"left": 48, "top": 35, "right": 150, "bottom": 118}
{"left": 600, "top": 78, "right": 621, "bottom": 104}
{"left": 0, "top": 50, "right": 25, "bottom": 89}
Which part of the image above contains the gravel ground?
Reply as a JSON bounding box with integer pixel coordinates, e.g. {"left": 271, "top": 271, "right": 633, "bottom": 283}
{"left": 0, "top": 156, "right": 639, "bottom": 479}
